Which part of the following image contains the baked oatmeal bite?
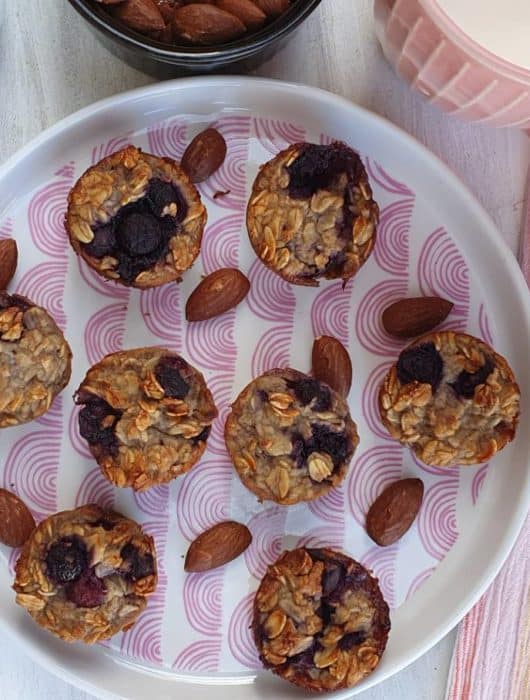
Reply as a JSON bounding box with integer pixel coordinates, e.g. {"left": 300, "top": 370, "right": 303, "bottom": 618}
{"left": 253, "top": 548, "right": 390, "bottom": 692}
{"left": 224, "top": 368, "right": 359, "bottom": 505}
{"left": 65, "top": 146, "right": 206, "bottom": 288}
{"left": 246, "top": 141, "right": 378, "bottom": 286}
{"left": 379, "top": 331, "right": 520, "bottom": 466}
{"left": 76, "top": 347, "right": 217, "bottom": 490}
{"left": 0, "top": 292, "right": 71, "bottom": 427}
{"left": 14, "top": 504, "right": 157, "bottom": 643}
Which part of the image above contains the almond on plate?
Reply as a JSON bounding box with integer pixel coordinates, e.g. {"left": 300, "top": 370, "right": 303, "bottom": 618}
{"left": 312, "top": 335, "right": 352, "bottom": 397}
{"left": 0, "top": 488, "right": 36, "bottom": 547}
{"left": 254, "top": 0, "right": 290, "bottom": 17}
{"left": 366, "top": 478, "right": 424, "bottom": 546}
{"left": 185, "top": 520, "right": 252, "bottom": 572}
{"left": 0, "top": 239, "right": 18, "bottom": 290}
{"left": 181, "top": 127, "right": 227, "bottom": 183}
{"left": 186, "top": 268, "right": 250, "bottom": 321}
{"left": 382, "top": 296, "right": 453, "bottom": 338}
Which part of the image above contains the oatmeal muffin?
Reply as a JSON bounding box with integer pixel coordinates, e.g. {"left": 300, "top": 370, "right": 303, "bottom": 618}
{"left": 246, "top": 141, "right": 378, "bottom": 286}
{"left": 76, "top": 347, "right": 217, "bottom": 490}
{"left": 225, "top": 368, "right": 359, "bottom": 505}
{"left": 253, "top": 548, "right": 390, "bottom": 692}
{"left": 0, "top": 292, "right": 71, "bottom": 427}
{"left": 379, "top": 331, "right": 520, "bottom": 466}
{"left": 14, "top": 504, "right": 157, "bottom": 643}
{"left": 65, "top": 146, "right": 207, "bottom": 288}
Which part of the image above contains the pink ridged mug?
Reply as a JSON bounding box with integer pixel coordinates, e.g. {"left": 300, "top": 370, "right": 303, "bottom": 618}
{"left": 374, "top": 0, "right": 530, "bottom": 129}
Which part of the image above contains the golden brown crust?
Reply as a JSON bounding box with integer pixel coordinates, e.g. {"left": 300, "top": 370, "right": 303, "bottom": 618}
{"left": 253, "top": 548, "right": 390, "bottom": 692}
{"left": 65, "top": 145, "right": 207, "bottom": 288}
{"left": 0, "top": 292, "right": 72, "bottom": 427}
{"left": 76, "top": 347, "right": 217, "bottom": 490}
{"left": 13, "top": 504, "right": 157, "bottom": 643}
{"left": 225, "top": 368, "right": 359, "bottom": 505}
{"left": 379, "top": 331, "right": 520, "bottom": 466}
{"left": 246, "top": 142, "right": 378, "bottom": 287}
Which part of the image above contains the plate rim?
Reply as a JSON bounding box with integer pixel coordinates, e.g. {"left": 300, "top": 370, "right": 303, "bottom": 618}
{"left": 0, "top": 74, "right": 529, "bottom": 700}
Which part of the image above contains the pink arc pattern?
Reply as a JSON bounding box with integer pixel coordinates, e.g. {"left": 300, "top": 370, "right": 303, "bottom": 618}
{"left": 17, "top": 261, "right": 68, "bottom": 330}
{"left": 199, "top": 116, "right": 251, "bottom": 210}
{"left": 201, "top": 214, "right": 242, "bottom": 274}
{"left": 362, "top": 361, "right": 394, "bottom": 441}
{"left": 308, "top": 487, "right": 345, "bottom": 525}
{"left": 28, "top": 176, "right": 73, "bottom": 258}
{"left": 77, "top": 257, "right": 130, "bottom": 300}
{"left": 134, "top": 485, "right": 170, "bottom": 517}
{"left": 373, "top": 199, "right": 413, "bottom": 278}
{"left": 75, "top": 467, "right": 116, "bottom": 510}
{"left": 3, "top": 432, "right": 59, "bottom": 517}
{"left": 91, "top": 133, "right": 133, "bottom": 164}
{"left": 175, "top": 459, "right": 232, "bottom": 542}
{"left": 246, "top": 259, "right": 296, "bottom": 321}
{"left": 347, "top": 445, "right": 404, "bottom": 526}
{"left": 244, "top": 506, "right": 287, "bottom": 580}
{"left": 355, "top": 279, "right": 409, "bottom": 356}
{"left": 418, "top": 227, "right": 470, "bottom": 318}
{"left": 406, "top": 566, "right": 436, "bottom": 600}
{"left": 362, "top": 544, "right": 398, "bottom": 609}
{"left": 478, "top": 303, "right": 494, "bottom": 345}
{"left": 36, "top": 394, "right": 63, "bottom": 429}
{"left": 185, "top": 312, "right": 235, "bottom": 371}
{"left": 84, "top": 303, "right": 127, "bottom": 365}
{"left": 147, "top": 117, "right": 188, "bottom": 159}
{"left": 183, "top": 570, "right": 223, "bottom": 635}
{"left": 471, "top": 465, "right": 489, "bottom": 505}
{"left": 365, "top": 159, "right": 414, "bottom": 197}
{"left": 173, "top": 639, "right": 222, "bottom": 671}
{"left": 140, "top": 283, "right": 181, "bottom": 347}
{"left": 251, "top": 325, "right": 292, "bottom": 377}
{"left": 227, "top": 593, "right": 261, "bottom": 669}
{"left": 0, "top": 219, "right": 13, "bottom": 238}
{"left": 418, "top": 480, "right": 459, "bottom": 561}
{"left": 252, "top": 117, "right": 306, "bottom": 155}
{"left": 310, "top": 281, "right": 350, "bottom": 346}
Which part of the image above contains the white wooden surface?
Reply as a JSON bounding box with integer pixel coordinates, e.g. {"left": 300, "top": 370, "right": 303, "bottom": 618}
{"left": 0, "top": 1, "right": 527, "bottom": 698}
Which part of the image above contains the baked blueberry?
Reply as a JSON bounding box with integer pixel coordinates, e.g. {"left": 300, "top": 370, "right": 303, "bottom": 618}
{"left": 225, "top": 368, "right": 358, "bottom": 505}
{"left": 253, "top": 548, "right": 390, "bottom": 691}
{"left": 65, "top": 146, "right": 206, "bottom": 288}
{"left": 380, "top": 331, "right": 520, "bottom": 466}
{"left": 14, "top": 504, "right": 157, "bottom": 643}
{"left": 247, "top": 141, "right": 378, "bottom": 286}
{"left": 76, "top": 347, "right": 217, "bottom": 491}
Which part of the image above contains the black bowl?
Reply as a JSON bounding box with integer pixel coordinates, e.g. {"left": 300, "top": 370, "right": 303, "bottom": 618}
{"left": 67, "top": 0, "right": 323, "bottom": 76}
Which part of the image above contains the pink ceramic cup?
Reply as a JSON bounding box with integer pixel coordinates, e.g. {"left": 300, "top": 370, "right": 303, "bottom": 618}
{"left": 374, "top": 0, "right": 530, "bottom": 129}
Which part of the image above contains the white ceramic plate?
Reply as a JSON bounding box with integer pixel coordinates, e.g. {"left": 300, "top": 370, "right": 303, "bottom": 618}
{"left": 0, "top": 77, "right": 528, "bottom": 700}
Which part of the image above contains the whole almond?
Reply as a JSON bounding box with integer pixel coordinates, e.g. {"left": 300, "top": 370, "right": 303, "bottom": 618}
{"left": 0, "top": 239, "right": 18, "bottom": 290}
{"left": 185, "top": 520, "right": 252, "bottom": 572}
{"left": 111, "top": 0, "right": 166, "bottom": 32}
{"left": 254, "top": 0, "right": 289, "bottom": 17}
{"left": 0, "top": 489, "right": 36, "bottom": 547}
{"left": 181, "top": 127, "right": 227, "bottom": 183}
{"left": 173, "top": 5, "right": 246, "bottom": 45}
{"left": 366, "top": 478, "right": 424, "bottom": 546}
{"left": 186, "top": 268, "right": 250, "bottom": 321}
{"left": 382, "top": 296, "right": 453, "bottom": 338}
{"left": 215, "top": 0, "right": 266, "bottom": 30}
{"left": 312, "top": 335, "right": 352, "bottom": 397}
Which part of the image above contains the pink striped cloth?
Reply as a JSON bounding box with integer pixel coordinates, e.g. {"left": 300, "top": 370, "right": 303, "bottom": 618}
{"left": 445, "top": 170, "right": 530, "bottom": 700}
